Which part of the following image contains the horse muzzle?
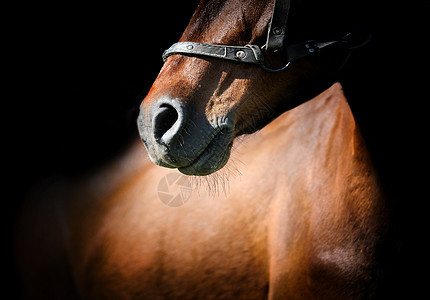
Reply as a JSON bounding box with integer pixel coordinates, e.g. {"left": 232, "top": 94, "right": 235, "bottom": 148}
{"left": 137, "top": 96, "right": 234, "bottom": 176}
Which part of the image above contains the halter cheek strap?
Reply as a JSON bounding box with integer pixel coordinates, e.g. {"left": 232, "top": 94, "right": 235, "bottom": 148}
{"left": 266, "top": 0, "right": 291, "bottom": 52}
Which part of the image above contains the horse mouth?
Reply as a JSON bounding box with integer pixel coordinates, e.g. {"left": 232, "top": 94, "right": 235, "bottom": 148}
{"left": 178, "top": 128, "right": 233, "bottom": 176}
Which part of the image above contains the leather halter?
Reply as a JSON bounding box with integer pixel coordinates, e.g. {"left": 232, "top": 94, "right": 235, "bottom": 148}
{"left": 162, "top": 0, "right": 370, "bottom": 72}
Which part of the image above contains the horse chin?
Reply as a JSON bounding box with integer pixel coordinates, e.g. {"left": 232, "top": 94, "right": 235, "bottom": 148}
{"left": 178, "top": 128, "right": 233, "bottom": 176}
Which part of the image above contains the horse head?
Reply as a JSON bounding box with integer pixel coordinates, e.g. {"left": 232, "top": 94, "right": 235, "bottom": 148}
{"left": 138, "top": 0, "right": 360, "bottom": 175}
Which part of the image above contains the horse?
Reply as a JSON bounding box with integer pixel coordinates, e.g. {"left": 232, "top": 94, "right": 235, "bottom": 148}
{"left": 16, "top": 0, "right": 425, "bottom": 299}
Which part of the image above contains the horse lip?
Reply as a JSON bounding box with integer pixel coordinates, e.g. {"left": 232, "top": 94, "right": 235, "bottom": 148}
{"left": 178, "top": 126, "right": 233, "bottom": 175}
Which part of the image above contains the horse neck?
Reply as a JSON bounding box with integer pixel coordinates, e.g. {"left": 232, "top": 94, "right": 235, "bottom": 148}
{"left": 272, "top": 83, "right": 363, "bottom": 155}
{"left": 264, "top": 83, "right": 379, "bottom": 194}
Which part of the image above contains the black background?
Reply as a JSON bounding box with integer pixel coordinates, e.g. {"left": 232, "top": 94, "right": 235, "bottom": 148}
{"left": 8, "top": 1, "right": 197, "bottom": 191}
{"left": 6, "top": 0, "right": 428, "bottom": 298}
{"left": 6, "top": 1, "right": 197, "bottom": 297}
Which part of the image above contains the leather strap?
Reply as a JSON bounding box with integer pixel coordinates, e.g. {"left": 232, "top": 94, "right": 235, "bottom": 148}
{"left": 284, "top": 39, "right": 346, "bottom": 62}
{"left": 162, "top": 38, "right": 352, "bottom": 72}
{"left": 162, "top": 42, "right": 264, "bottom": 65}
{"left": 266, "top": 0, "right": 291, "bottom": 52}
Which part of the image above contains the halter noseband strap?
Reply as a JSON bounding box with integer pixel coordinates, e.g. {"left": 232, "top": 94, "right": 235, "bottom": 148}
{"left": 163, "top": 43, "right": 264, "bottom": 66}
{"left": 162, "top": 0, "right": 370, "bottom": 72}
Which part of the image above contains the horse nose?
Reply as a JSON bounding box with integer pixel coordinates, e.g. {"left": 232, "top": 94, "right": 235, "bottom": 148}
{"left": 151, "top": 99, "right": 186, "bottom": 145}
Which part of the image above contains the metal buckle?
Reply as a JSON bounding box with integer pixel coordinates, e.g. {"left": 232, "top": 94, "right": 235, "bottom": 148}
{"left": 260, "top": 61, "right": 291, "bottom": 72}
{"left": 260, "top": 44, "right": 291, "bottom": 72}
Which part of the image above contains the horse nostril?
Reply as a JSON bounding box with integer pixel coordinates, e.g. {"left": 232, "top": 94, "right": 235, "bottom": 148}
{"left": 153, "top": 103, "right": 180, "bottom": 143}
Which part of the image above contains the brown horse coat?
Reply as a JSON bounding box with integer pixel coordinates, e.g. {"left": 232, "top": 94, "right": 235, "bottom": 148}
{"left": 17, "top": 83, "right": 386, "bottom": 299}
